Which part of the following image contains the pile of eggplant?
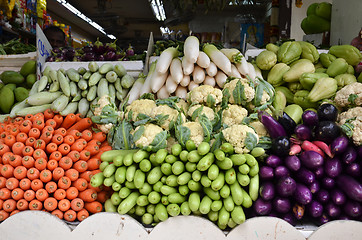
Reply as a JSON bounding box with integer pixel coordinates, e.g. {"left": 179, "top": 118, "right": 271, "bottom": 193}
{"left": 254, "top": 104, "right": 362, "bottom": 226}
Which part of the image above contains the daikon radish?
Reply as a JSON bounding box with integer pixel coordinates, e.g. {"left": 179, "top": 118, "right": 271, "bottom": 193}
{"left": 196, "top": 51, "right": 210, "bottom": 68}
{"left": 252, "top": 63, "right": 264, "bottom": 80}
{"left": 151, "top": 70, "right": 169, "bottom": 93}
{"left": 156, "top": 47, "right": 179, "bottom": 74}
{"left": 139, "top": 61, "right": 156, "bottom": 96}
{"left": 157, "top": 85, "right": 169, "bottom": 99}
{"left": 188, "top": 81, "right": 199, "bottom": 91}
{"left": 170, "top": 58, "right": 183, "bottom": 84}
{"left": 220, "top": 48, "right": 243, "bottom": 63}
{"left": 127, "top": 75, "right": 146, "bottom": 104}
{"left": 215, "top": 71, "right": 228, "bottom": 88}
{"left": 182, "top": 57, "right": 194, "bottom": 75}
{"left": 229, "top": 64, "right": 241, "bottom": 78}
{"left": 165, "top": 74, "right": 178, "bottom": 94}
{"left": 184, "top": 36, "right": 200, "bottom": 63}
{"left": 247, "top": 62, "right": 257, "bottom": 80}
{"left": 206, "top": 62, "right": 218, "bottom": 77}
{"left": 175, "top": 85, "right": 188, "bottom": 100}
{"left": 193, "top": 65, "right": 206, "bottom": 84}
{"left": 235, "top": 57, "right": 249, "bottom": 76}
{"left": 203, "top": 76, "right": 216, "bottom": 87}
{"left": 203, "top": 43, "right": 232, "bottom": 75}
{"left": 180, "top": 75, "right": 190, "bottom": 87}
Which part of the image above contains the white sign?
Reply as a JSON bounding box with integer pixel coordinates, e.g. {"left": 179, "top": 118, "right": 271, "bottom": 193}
{"left": 36, "top": 24, "right": 52, "bottom": 80}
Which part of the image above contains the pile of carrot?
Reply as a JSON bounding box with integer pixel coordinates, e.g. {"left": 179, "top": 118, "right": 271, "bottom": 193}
{"left": 0, "top": 110, "right": 112, "bottom": 222}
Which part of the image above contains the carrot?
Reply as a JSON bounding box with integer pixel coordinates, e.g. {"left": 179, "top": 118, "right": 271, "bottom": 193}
{"left": 73, "top": 160, "right": 88, "bottom": 173}
{"left": 30, "top": 179, "right": 43, "bottom": 191}
{"left": 9, "top": 126, "right": 19, "bottom": 136}
{"left": 54, "top": 189, "right": 66, "bottom": 201}
{"left": 0, "top": 143, "right": 10, "bottom": 156}
{"left": 22, "top": 146, "right": 34, "bottom": 156}
{"left": 61, "top": 114, "right": 77, "bottom": 129}
{"left": 66, "top": 187, "right": 79, "bottom": 200}
{"left": 0, "top": 210, "right": 9, "bottom": 221}
{"left": 35, "top": 188, "right": 49, "bottom": 202}
{"left": 1, "top": 164, "right": 14, "bottom": 178}
{"left": 27, "top": 168, "right": 40, "bottom": 181}
{"left": 13, "top": 166, "right": 27, "bottom": 180}
{"left": 63, "top": 135, "right": 75, "bottom": 146}
{"left": 70, "top": 140, "right": 84, "bottom": 152}
{"left": 44, "top": 109, "right": 55, "bottom": 120}
{"left": 78, "top": 189, "right": 97, "bottom": 202}
{"left": 87, "top": 139, "right": 101, "bottom": 147}
{"left": 72, "top": 178, "right": 88, "bottom": 192}
{"left": 32, "top": 119, "right": 45, "bottom": 131}
{"left": 16, "top": 132, "right": 28, "bottom": 143}
{"left": 33, "top": 149, "right": 47, "bottom": 160}
{"left": 45, "top": 119, "right": 57, "bottom": 129}
{"left": 54, "top": 127, "right": 67, "bottom": 137}
{"left": 87, "top": 158, "right": 101, "bottom": 171}
{"left": 0, "top": 177, "right": 6, "bottom": 188}
{"left": 53, "top": 115, "right": 64, "bottom": 129}
{"left": 52, "top": 167, "right": 65, "bottom": 181}
{"left": 58, "top": 198, "right": 70, "bottom": 211}
{"left": 22, "top": 156, "right": 35, "bottom": 169}
{"left": 70, "top": 197, "right": 84, "bottom": 211}
{"left": 75, "top": 113, "right": 82, "bottom": 122}
{"left": 2, "top": 199, "right": 16, "bottom": 212}
{"left": 81, "top": 130, "right": 93, "bottom": 142}
{"left": 28, "top": 128, "right": 41, "bottom": 139}
{"left": 68, "top": 130, "right": 82, "bottom": 140}
{"left": 24, "top": 114, "right": 33, "bottom": 122}
{"left": 33, "top": 112, "right": 44, "bottom": 121}
{"left": 79, "top": 150, "right": 91, "bottom": 161}
{"left": 67, "top": 118, "right": 93, "bottom": 133}
{"left": 46, "top": 159, "right": 58, "bottom": 171}
{"left": 45, "top": 181, "right": 58, "bottom": 194}
{"left": 49, "top": 151, "right": 62, "bottom": 161}
{"left": 10, "top": 188, "right": 24, "bottom": 201}
{"left": 34, "top": 158, "right": 47, "bottom": 171}
{"left": 58, "top": 176, "right": 71, "bottom": 190}
{"left": 42, "top": 125, "right": 54, "bottom": 135}
{"left": 16, "top": 199, "right": 29, "bottom": 211}
{"left": 12, "top": 142, "right": 25, "bottom": 155}
{"left": 44, "top": 197, "right": 58, "bottom": 211}
{"left": 40, "top": 131, "right": 53, "bottom": 144}
{"left": 46, "top": 142, "right": 58, "bottom": 154}
{"left": 65, "top": 169, "right": 79, "bottom": 182}
{"left": 9, "top": 155, "right": 22, "bottom": 168}
{"left": 10, "top": 209, "right": 20, "bottom": 216}
{"left": 34, "top": 139, "right": 46, "bottom": 150}
{"left": 0, "top": 188, "right": 11, "bottom": 200}
{"left": 51, "top": 209, "right": 63, "bottom": 219}
{"left": 76, "top": 208, "right": 89, "bottom": 222}
{"left": 24, "top": 189, "right": 35, "bottom": 201}
{"left": 84, "top": 201, "right": 102, "bottom": 213}
{"left": 59, "top": 157, "right": 73, "bottom": 170}
{"left": 79, "top": 171, "right": 93, "bottom": 182}
{"left": 4, "top": 134, "right": 16, "bottom": 147}
{"left": 2, "top": 152, "right": 14, "bottom": 165}
{"left": 19, "top": 120, "right": 32, "bottom": 134}
{"left": 67, "top": 151, "right": 80, "bottom": 162}
{"left": 64, "top": 209, "right": 77, "bottom": 222}
{"left": 52, "top": 134, "right": 64, "bottom": 145}
{"left": 39, "top": 169, "right": 52, "bottom": 183}
{"left": 92, "top": 131, "right": 107, "bottom": 142}
{"left": 25, "top": 137, "right": 36, "bottom": 147}
{"left": 5, "top": 177, "right": 19, "bottom": 190}
{"left": 29, "top": 199, "right": 42, "bottom": 210}
{"left": 84, "top": 144, "right": 99, "bottom": 156}
{"left": 19, "top": 178, "right": 31, "bottom": 190}
{"left": 58, "top": 143, "right": 71, "bottom": 155}
{"left": 96, "top": 190, "right": 110, "bottom": 203}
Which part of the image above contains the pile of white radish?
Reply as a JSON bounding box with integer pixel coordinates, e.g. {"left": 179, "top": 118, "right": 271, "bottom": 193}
{"left": 134, "top": 36, "right": 263, "bottom": 101}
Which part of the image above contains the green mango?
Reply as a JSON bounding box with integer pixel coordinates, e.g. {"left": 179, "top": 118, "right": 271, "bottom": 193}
{"left": 14, "top": 87, "right": 29, "bottom": 102}
{"left": 20, "top": 60, "right": 36, "bottom": 77}
{"left": 308, "top": 77, "right": 338, "bottom": 102}
{"left": 329, "top": 45, "right": 362, "bottom": 66}
{"left": 315, "top": 2, "right": 332, "bottom": 20}
{"left": 326, "top": 58, "right": 348, "bottom": 77}
{"left": 307, "top": 3, "right": 318, "bottom": 16}
{"left": 335, "top": 73, "right": 357, "bottom": 90}
{"left": 283, "top": 59, "right": 315, "bottom": 83}
{"left": 5, "top": 83, "right": 17, "bottom": 91}
{"left": 300, "top": 72, "right": 329, "bottom": 90}
{"left": 267, "top": 63, "right": 290, "bottom": 86}
{"left": 305, "top": 14, "right": 331, "bottom": 33}
{"left": 256, "top": 50, "right": 277, "bottom": 70}
{"left": 319, "top": 53, "right": 337, "bottom": 68}
{"left": 0, "top": 86, "right": 15, "bottom": 113}
{"left": 274, "top": 86, "right": 294, "bottom": 104}
{"left": 297, "top": 41, "right": 319, "bottom": 63}
{"left": 0, "top": 71, "right": 25, "bottom": 85}
{"left": 301, "top": 18, "right": 313, "bottom": 35}
{"left": 26, "top": 73, "right": 37, "bottom": 88}
{"left": 277, "top": 41, "right": 302, "bottom": 65}
{"left": 294, "top": 90, "right": 319, "bottom": 109}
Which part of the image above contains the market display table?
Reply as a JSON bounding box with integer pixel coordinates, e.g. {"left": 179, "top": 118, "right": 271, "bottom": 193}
{"left": 1, "top": 211, "right": 362, "bottom": 240}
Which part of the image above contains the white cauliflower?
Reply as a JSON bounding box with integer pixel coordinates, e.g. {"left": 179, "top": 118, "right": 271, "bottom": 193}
{"left": 175, "top": 99, "right": 189, "bottom": 113}
{"left": 187, "top": 85, "right": 223, "bottom": 107}
{"left": 337, "top": 107, "right": 362, "bottom": 146}
{"left": 93, "top": 95, "right": 111, "bottom": 116}
{"left": 249, "top": 120, "right": 269, "bottom": 137}
{"left": 221, "top": 104, "right": 248, "bottom": 126}
{"left": 223, "top": 78, "right": 255, "bottom": 104}
{"left": 182, "top": 121, "right": 204, "bottom": 147}
{"left": 187, "top": 104, "right": 216, "bottom": 122}
{"left": 151, "top": 105, "right": 186, "bottom": 130}
{"left": 133, "top": 123, "right": 166, "bottom": 149}
{"left": 247, "top": 90, "right": 271, "bottom": 111}
{"left": 334, "top": 82, "right": 362, "bottom": 108}
{"left": 222, "top": 124, "right": 259, "bottom": 154}
{"left": 92, "top": 95, "right": 121, "bottom": 134}
{"left": 125, "top": 99, "right": 157, "bottom": 122}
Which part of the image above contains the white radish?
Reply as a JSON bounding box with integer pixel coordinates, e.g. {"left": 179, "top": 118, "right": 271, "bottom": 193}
{"left": 196, "top": 51, "right": 210, "bottom": 68}
{"left": 220, "top": 48, "right": 243, "bottom": 63}
{"left": 170, "top": 58, "right": 183, "bottom": 84}
{"left": 184, "top": 36, "right": 200, "bottom": 63}
{"left": 235, "top": 57, "right": 249, "bottom": 77}
{"left": 165, "top": 74, "right": 178, "bottom": 94}
{"left": 203, "top": 76, "right": 216, "bottom": 87}
{"left": 151, "top": 71, "right": 169, "bottom": 93}
{"left": 188, "top": 81, "right": 199, "bottom": 91}
{"left": 175, "top": 85, "right": 188, "bottom": 100}
{"left": 203, "top": 43, "right": 232, "bottom": 75}
{"left": 229, "top": 64, "right": 242, "bottom": 78}
{"left": 140, "top": 61, "right": 157, "bottom": 96}
{"left": 247, "top": 62, "right": 257, "bottom": 80}
{"left": 182, "top": 57, "right": 194, "bottom": 75}
{"left": 192, "top": 65, "right": 206, "bottom": 84}
{"left": 206, "top": 62, "right": 218, "bottom": 77}
{"left": 157, "top": 85, "right": 169, "bottom": 99}
{"left": 215, "top": 71, "right": 228, "bottom": 88}
{"left": 156, "top": 47, "right": 179, "bottom": 74}
{"left": 127, "top": 76, "right": 146, "bottom": 104}
{"left": 253, "top": 63, "right": 264, "bottom": 80}
{"left": 180, "top": 75, "right": 190, "bottom": 87}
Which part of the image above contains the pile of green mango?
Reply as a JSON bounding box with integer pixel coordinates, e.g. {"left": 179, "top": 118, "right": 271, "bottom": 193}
{"left": 0, "top": 60, "right": 36, "bottom": 114}
{"left": 254, "top": 41, "right": 362, "bottom": 110}
{"left": 301, "top": 2, "right": 332, "bottom": 35}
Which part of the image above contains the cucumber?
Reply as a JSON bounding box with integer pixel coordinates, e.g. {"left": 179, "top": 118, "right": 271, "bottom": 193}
{"left": 114, "top": 63, "right": 127, "bottom": 77}
{"left": 66, "top": 68, "right": 80, "bottom": 82}
{"left": 52, "top": 94, "right": 69, "bottom": 112}
{"left": 27, "top": 91, "right": 62, "bottom": 105}
{"left": 99, "top": 63, "right": 114, "bottom": 74}
{"left": 89, "top": 72, "right": 102, "bottom": 86}
{"left": 60, "top": 102, "right": 78, "bottom": 116}
{"left": 88, "top": 61, "right": 99, "bottom": 72}
{"left": 87, "top": 86, "right": 97, "bottom": 102}
{"left": 49, "top": 82, "right": 60, "bottom": 92}
{"left": 9, "top": 99, "right": 29, "bottom": 118}
{"left": 97, "top": 78, "right": 109, "bottom": 97}
{"left": 38, "top": 76, "right": 48, "bottom": 92}
{"left": 78, "top": 98, "right": 89, "bottom": 117}
{"left": 57, "top": 70, "right": 71, "bottom": 97}
{"left": 69, "top": 81, "right": 78, "bottom": 97}
{"left": 16, "top": 104, "right": 53, "bottom": 116}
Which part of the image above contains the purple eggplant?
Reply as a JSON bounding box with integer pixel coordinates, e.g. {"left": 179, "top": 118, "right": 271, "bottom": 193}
{"left": 294, "top": 184, "right": 312, "bottom": 205}
{"left": 46, "top": 56, "right": 55, "bottom": 62}
{"left": 258, "top": 111, "right": 287, "bottom": 139}
{"left": 330, "top": 136, "right": 349, "bottom": 155}
{"left": 82, "top": 45, "right": 93, "bottom": 53}
{"left": 253, "top": 198, "right": 272, "bottom": 216}
{"left": 271, "top": 136, "right": 291, "bottom": 157}
{"left": 316, "top": 213, "right": 330, "bottom": 225}
{"left": 307, "top": 200, "right": 323, "bottom": 218}
{"left": 345, "top": 162, "right": 361, "bottom": 177}
{"left": 95, "top": 54, "right": 105, "bottom": 61}
{"left": 265, "top": 155, "right": 282, "bottom": 168}
{"left": 300, "top": 151, "right": 324, "bottom": 169}
{"left": 259, "top": 182, "right": 275, "bottom": 201}
{"left": 315, "top": 121, "right": 341, "bottom": 144}
{"left": 321, "top": 177, "right": 335, "bottom": 189}
{"left": 325, "top": 202, "right": 341, "bottom": 218}
{"left": 314, "top": 166, "right": 325, "bottom": 179}
{"left": 317, "top": 103, "right": 338, "bottom": 122}
{"left": 273, "top": 197, "right": 291, "bottom": 213}
{"left": 358, "top": 146, "right": 362, "bottom": 158}
{"left": 337, "top": 175, "right": 362, "bottom": 202}
{"left": 282, "top": 213, "right": 297, "bottom": 226}
{"left": 52, "top": 47, "right": 61, "bottom": 54}
{"left": 338, "top": 214, "right": 351, "bottom": 220}
{"left": 316, "top": 189, "right": 330, "bottom": 203}
{"left": 309, "top": 181, "right": 320, "bottom": 194}
{"left": 296, "top": 168, "right": 316, "bottom": 185}
{"left": 93, "top": 37, "right": 105, "bottom": 55}
{"left": 302, "top": 110, "right": 319, "bottom": 127}
{"left": 285, "top": 155, "right": 301, "bottom": 172}
{"left": 344, "top": 200, "right": 362, "bottom": 218}
{"left": 104, "top": 51, "right": 116, "bottom": 61}
{"left": 259, "top": 166, "right": 274, "bottom": 180}
{"left": 292, "top": 203, "right": 305, "bottom": 220}
{"left": 277, "top": 112, "right": 297, "bottom": 136}
{"left": 295, "top": 124, "right": 312, "bottom": 141}
{"left": 105, "top": 39, "right": 118, "bottom": 52}
{"left": 277, "top": 176, "right": 297, "bottom": 197}
{"left": 126, "top": 44, "right": 135, "bottom": 56}
{"left": 82, "top": 52, "right": 95, "bottom": 61}
{"left": 342, "top": 147, "right": 357, "bottom": 164}
{"left": 331, "top": 189, "right": 347, "bottom": 205}
{"left": 324, "top": 157, "right": 342, "bottom": 178}
{"left": 65, "top": 48, "right": 75, "bottom": 61}
{"left": 274, "top": 166, "right": 290, "bottom": 179}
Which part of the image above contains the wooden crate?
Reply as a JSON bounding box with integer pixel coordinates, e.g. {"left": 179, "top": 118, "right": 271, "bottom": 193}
{"left": 0, "top": 52, "right": 37, "bottom": 73}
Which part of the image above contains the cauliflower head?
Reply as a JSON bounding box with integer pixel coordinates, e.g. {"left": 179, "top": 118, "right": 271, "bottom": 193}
{"left": 175, "top": 99, "right": 189, "bottom": 113}
{"left": 223, "top": 78, "right": 255, "bottom": 104}
{"left": 188, "top": 85, "right": 222, "bottom": 107}
{"left": 337, "top": 107, "right": 362, "bottom": 146}
{"left": 188, "top": 104, "right": 216, "bottom": 122}
{"left": 222, "top": 124, "right": 259, "bottom": 154}
{"left": 133, "top": 123, "right": 167, "bottom": 149}
{"left": 249, "top": 120, "right": 269, "bottom": 137}
{"left": 334, "top": 82, "right": 362, "bottom": 108}
{"left": 92, "top": 95, "right": 121, "bottom": 134}
{"left": 93, "top": 95, "right": 111, "bottom": 116}
{"left": 125, "top": 99, "right": 157, "bottom": 122}
{"left": 182, "top": 121, "right": 204, "bottom": 147}
{"left": 221, "top": 104, "right": 248, "bottom": 126}
{"left": 151, "top": 105, "right": 186, "bottom": 130}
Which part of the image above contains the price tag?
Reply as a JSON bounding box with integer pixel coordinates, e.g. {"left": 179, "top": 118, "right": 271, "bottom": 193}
{"left": 36, "top": 24, "right": 52, "bottom": 80}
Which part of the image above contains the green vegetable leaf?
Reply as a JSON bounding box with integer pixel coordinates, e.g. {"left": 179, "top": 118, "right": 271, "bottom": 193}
{"left": 348, "top": 94, "right": 358, "bottom": 106}
{"left": 146, "top": 130, "right": 168, "bottom": 152}
{"left": 232, "top": 52, "right": 243, "bottom": 64}
{"left": 133, "top": 125, "right": 145, "bottom": 142}
{"left": 111, "top": 120, "right": 134, "bottom": 150}
{"left": 198, "top": 114, "right": 213, "bottom": 142}
{"left": 175, "top": 125, "right": 191, "bottom": 147}
{"left": 154, "top": 114, "right": 169, "bottom": 126}
{"left": 133, "top": 113, "right": 152, "bottom": 126}
{"left": 206, "top": 94, "right": 216, "bottom": 107}
{"left": 256, "top": 136, "right": 272, "bottom": 150}
{"left": 127, "top": 109, "right": 134, "bottom": 122}
{"left": 245, "top": 132, "right": 258, "bottom": 151}
{"left": 210, "top": 132, "right": 224, "bottom": 152}
{"left": 340, "top": 119, "right": 355, "bottom": 138}
{"left": 233, "top": 80, "right": 247, "bottom": 105}
{"left": 156, "top": 96, "right": 182, "bottom": 111}
{"left": 191, "top": 106, "right": 204, "bottom": 121}
{"left": 253, "top": 78, "right": 275, "bottom": 111}
{"left": 139, "top": 93, "right": 155, "bottom": 100}
{"left": 242, "top": 113, "right": 259, "bottom": 125}
{"left": 221, "top": 88, "right": 231, "bottom": 109}
{"left": 91, "top": 105, "right": 119, "bottom": 124}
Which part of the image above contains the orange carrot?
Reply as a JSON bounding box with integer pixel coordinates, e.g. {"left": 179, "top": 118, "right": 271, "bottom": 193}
{"left": 58, "top": 198, "right": 70, "bottom": 211}
{"left": 22, "top": 156, "right": 35, "bottom": 169}
{"left": 51, "top": 209, "right": 63, "bottom": 219}
{"left": 30, "top": 179, "right": 43, "bottom": 191}
{"left": 16, "top": 199, "right": 29, "bottom": 211}
{"left": 84, "top": 201, "right": 103, "bottom": 213}
{"left": 65, "top": 169, "right": 79, "bottom": 182}
{"left": 76, "top": 208, "right": 89, "bottom": 221}
{"left": 54, "top": 189, "right": 66, "bottom": 201}
{"left": 61, "top": 113, "right": 77, "bottom": 129}
{"left": 24, "top": 189, "right": 35, "bottom": 201}
{"left": 34, "top": 158, "right": 47, "bottom": 171}
{"left": 29, "top": 199, "right": 42, "bottom": 210}
{"left": 59, "top": 157, "right": 73, "bottom": 170}
{"left": 0, "top": 188, "right": 11, "bottom": 200}
{"left": 13, "top": 166, "right": 27, "bottom": 180}
{"left": 66, "top": 187, "right": 79, "bottom": 200}
{"left": 64, "top": 209, "right": 77, "bottom": 222}
{"left": 67, "top": 118, "right": 93, "bottom": 133}
{"left": 11, "top": 188, "right": 24, "bottom": 201}
{"left": 44, "top": 197, "right": 58, "bottom": 211}
{"left": 72, "top": 178, "right": 88, "bottom": 192}
{"left": 58, "top": 176, "right": 71, "bottom": 189}
{"left": 5, "top": 177, "right": 19, "bottom": 190}
{"left": 45, "top": 181, "right": 58, "bottom": 194}
{"left": 35, "top": 188, "right": 49, "bottom": 201}
{"left": 70, "top": 197, "right": 84, "bottom": 211}
{"left": 19, "top": 178, "right": 31, "bottom": 191}
{"left": 2, "top": 199, "right": 16, "bottom": 212}
{"left": 78, "top": 189, "right": 97, "bottom": 202}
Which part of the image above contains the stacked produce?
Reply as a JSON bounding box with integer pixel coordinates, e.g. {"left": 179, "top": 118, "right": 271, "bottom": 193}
{"left": 0, "top": 39, "right": 36, "bottom": 55}
{"left": 0, "top": 111, "right": 111, "bottom": 221}
{"left": 0, "top": 60, "right": 37, "bottom": 114}
{"left": 301, "top": 2, "right": 332, "bottom": 35}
